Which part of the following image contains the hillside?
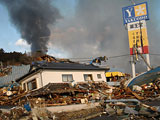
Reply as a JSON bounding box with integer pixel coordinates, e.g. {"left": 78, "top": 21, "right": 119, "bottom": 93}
{"left": 0, "top": 48, "right": 32, "bottom": 67}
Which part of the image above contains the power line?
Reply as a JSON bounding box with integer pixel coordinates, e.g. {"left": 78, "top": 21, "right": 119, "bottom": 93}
{"left": 68, "top": 54, "right": 130, "bottom": 61}
{"left": 59, "top": 53, "right": 160, "bottom": 63}
{"left": 108, "top": 54, "right": 130, "bottom": 58}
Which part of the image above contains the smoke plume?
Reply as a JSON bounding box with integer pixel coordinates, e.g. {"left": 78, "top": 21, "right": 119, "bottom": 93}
{"left": 49, "top": 0, "right": 132, "bottom": 72}
{"left": 1, "top": 0, "right": 160, "bottom": 73}
{"left": 49, "top": 0, "right": 160, "bottom": 73}
{"left": 0, "top": 0, "right": 61, "bottom": 54}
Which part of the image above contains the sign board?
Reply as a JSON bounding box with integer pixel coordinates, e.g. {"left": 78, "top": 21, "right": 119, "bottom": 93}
{"left": 122, "top": 2, "right": 149, "bottom": 24}
{"left": 127, "top": 20, "right": 149, "bottom": 55}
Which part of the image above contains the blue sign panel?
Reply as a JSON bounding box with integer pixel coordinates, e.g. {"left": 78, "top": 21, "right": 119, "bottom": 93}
{"left": 122, "top": 2, "right": 149, "bottom": 24}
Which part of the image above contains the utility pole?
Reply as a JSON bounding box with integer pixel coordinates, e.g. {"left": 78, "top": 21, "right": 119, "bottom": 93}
{"left": 130, "top": 0, "right": 136, "bottom": 77}
{"left": 146, "top": 54, "right": 151, "bottom": 71}
{"left": 131, "top": 56, "right": 136, "bottom": 77}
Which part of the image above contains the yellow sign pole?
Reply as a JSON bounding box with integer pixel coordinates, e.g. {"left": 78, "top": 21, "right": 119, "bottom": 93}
{"left": 123, "top": 1, "right": 150, "bottom": 76}
{"left": 127, "top": 20, "right": 151, "bottom": 72}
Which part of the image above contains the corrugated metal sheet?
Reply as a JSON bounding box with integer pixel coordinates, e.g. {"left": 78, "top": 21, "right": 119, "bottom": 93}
{"left": 0, "top": 65, "right": 30, "bottom": 87}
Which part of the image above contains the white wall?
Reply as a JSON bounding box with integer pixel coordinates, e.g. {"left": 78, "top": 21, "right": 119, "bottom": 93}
{"left": 21, "top": 70, "right": 106, "bottom": 91}
{"left": 21, "top": 71, "right": 42, "bottom": 90}
{"left": 41, "top": 70, "right": 106, "bottom": 87}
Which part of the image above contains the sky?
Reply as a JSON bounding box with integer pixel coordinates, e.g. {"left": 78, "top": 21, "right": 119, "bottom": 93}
{"left": 0, "top": 0, "right": 160, "bottom": 73}
{"left": 0, "top": 0, "right": 77, "bottom": 53}
{"left": 0, "top": 3, "right": 21, "bottom": 52}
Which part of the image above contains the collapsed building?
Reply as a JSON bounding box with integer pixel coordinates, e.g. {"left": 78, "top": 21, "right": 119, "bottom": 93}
{"left": 0, "top": 55, "right": 160, "bottom": 119}
{"left": 0, "top": 55, "right": 111, "bottom": 106}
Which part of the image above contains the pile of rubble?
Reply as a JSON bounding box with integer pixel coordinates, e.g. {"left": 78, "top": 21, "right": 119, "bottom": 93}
{"left": 0, "top": 54, "right": 76, "bottom": 77}
{"left": 0, "top": 67, "right": 12, "bottom": 77}
{"left": 0, "top": 107, "right": 55, "bottom": 120}
{"left": 0, "top": 85, "right": 26, "bottom": 106}
{"left": 0, "top": 81, "right": 111, "bottom": 106}
{"left": 0, "top": 80, "right": 160, "bottom": 119}
{"left": 22, "top": 82, "right": 111, "bottom": 107}
{"left": 35, "top": 55, "right": 75, "bottom": 63}
{"left": 0, "top": 107, "right": 30, "bottom": 120}
{"left": 113, "top": 80, "right": 160, "bottom": 100}
{"left": 100, "top": 98, "right": 160, "bottom": 119}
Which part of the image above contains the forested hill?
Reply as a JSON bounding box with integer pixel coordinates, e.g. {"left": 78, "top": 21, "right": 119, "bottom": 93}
{"left": 0, "top": 48, "right": 32, "bottom": 66}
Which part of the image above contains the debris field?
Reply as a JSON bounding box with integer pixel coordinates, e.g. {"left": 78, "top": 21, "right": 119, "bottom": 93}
{"left": 0, "top": 79, "right": 160, "bottom": 119}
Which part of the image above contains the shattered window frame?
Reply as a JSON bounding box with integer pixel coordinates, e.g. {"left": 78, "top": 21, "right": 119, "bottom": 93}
{"left": 62, "top": 74, "right": 73, "bottom": 82}
{"left": 84, "top": 74, "right": 93, "bottom": 81}
{"left": 27, "top": 79, "right": 37, "bottom": 91}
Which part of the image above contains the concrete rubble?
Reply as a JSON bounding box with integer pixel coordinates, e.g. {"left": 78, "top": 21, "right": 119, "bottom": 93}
{"left": 0, "top": 55, "right": 160, "bottom": 119}
{"left": 0, "top": 78, "right": 159, "bottom": 119}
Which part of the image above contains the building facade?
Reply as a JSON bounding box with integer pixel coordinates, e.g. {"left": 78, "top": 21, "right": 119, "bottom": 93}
{"left": 16, "top": 62, "right": 108, "bottom": 91}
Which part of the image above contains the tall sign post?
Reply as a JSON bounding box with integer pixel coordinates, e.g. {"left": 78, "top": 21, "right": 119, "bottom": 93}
{"left": 122, "top": 2, "right": 150, "bottom": 77}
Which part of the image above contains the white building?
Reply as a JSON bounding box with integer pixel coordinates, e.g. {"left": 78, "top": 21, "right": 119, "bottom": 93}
{"left": 16, "top": 62, "right": 108, "bottom": 91}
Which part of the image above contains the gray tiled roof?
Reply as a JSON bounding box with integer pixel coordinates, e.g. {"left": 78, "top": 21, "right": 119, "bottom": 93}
{"left": 33, "top": 62, "right": 108, "bottom": 70}
{"left": 16, "top": 62, "right": 109, "bottom": 83}
{"left": 0, "top": 65, "right": 30, "bottom": 87}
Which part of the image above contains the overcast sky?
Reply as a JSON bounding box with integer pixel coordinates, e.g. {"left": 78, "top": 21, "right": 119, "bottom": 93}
{"left": 0, "top": 0, "right": 160, "bottom": 73}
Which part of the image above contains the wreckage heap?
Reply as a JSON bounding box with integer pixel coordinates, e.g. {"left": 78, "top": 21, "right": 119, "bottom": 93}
{"left": 0, "top": 80, "right": 160, "bottom": 119}
{"left": 0, "top": 78, "right": 160, "bottom": 106}
{"left": 0, "top": 55, "right": 160, "bottom": 119}
{"left": 0, "top": 81, "right": 110, "bottom": 106}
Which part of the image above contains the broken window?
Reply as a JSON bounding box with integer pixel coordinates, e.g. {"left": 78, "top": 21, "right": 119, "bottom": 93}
{"left": 27, "top": 79, "right": 37, "bottom": 91}
{"left": 84, "top": 74, "right": 93, "bottom": 81}
{"left": 62, "top": 74, "right": 73, "bottom": 82}
{"left": 97, "top": 74, "right": 102, "bottom": 79}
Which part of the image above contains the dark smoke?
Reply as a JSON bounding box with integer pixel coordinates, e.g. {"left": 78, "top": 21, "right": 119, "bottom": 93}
{"left": 0, "top": 0, "right": 61, "bottom": 54}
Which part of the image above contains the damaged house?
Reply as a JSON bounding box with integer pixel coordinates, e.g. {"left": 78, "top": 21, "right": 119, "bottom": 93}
{"left": 16, "top": 62, "right": 109, "bottom": 91}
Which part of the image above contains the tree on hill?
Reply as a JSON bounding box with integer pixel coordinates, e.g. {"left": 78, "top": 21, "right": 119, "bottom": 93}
{"left": 0, "top": 48, "right": 32, "bottom": 66}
